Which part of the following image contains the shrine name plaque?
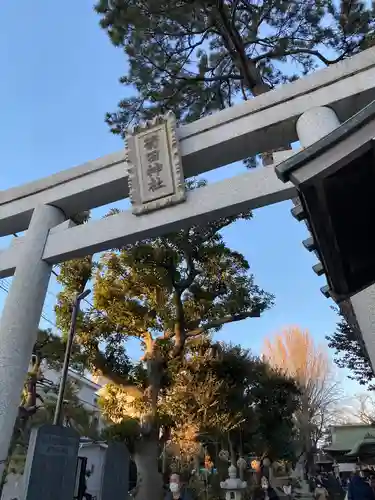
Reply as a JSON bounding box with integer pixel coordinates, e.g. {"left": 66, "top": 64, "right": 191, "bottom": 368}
{"left": 126, "top": 112, "right": 186, "bottom": 215}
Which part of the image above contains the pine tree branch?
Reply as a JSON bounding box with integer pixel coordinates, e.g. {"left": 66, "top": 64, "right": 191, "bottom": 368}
{"left": 142, "top": 53, "right": 244, "bottom": 82}
{"left": 231, "top": 0, "right": 242, "bottom": 24}
{"left": 254, "top": 47, "right": 350, "bottom": 66}
{"left": 214, "top": 0, "right": 270, "bottom": 94}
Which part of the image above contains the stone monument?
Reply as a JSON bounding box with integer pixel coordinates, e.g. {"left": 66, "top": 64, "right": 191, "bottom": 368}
{"left": 101, "top": 442, "right": 130, "bottom": 500}
{"left": 21, "top": 424, "right": 80, "bottom": 500}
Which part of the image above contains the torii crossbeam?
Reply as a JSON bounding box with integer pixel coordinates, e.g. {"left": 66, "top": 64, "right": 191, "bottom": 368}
{"left": 0, "top": 46, "right": 375, "bottom": 474}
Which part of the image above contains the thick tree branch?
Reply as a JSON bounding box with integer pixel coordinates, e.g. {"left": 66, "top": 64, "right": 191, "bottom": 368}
{"left": 92, "top": 348, "right": 143, "bottom": 398}
{"left": 170, "top": 244, "right": 200, "bottom": 357}
{"left": 187, "top": 309, "right": 261, "bottom": 337}
{"left": 141, "top": 331, "right": 155, "bottom": 358}
{"left": 164, "top": 309, "right": 261, "bottom": 341}
{"left": 174, "top": 246, "right": 199, "bottom": 292}
{"left": 172, "top": 290, "right": 186, "bottom": 357}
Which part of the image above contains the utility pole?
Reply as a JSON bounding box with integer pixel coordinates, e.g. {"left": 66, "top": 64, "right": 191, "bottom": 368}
{"left": 53, "top": 289, "right": 91, "bottom": 426}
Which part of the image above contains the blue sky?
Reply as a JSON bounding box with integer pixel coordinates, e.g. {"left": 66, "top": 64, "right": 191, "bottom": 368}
{"left": 0, "top": 0, "right": 362, "bottom": 397}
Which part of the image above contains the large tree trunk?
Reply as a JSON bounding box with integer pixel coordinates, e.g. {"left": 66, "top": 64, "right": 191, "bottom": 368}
{"left": 212, "top": 10, "right": 292, "bottom": 166}
{"left": 133, "top": 340, "right": 164, "bottom": 500}
{"left": 299, "top": 398, "right": 314, "bottom": 477}
{"left": 133, "top": 436, "right": 163, "bottom": 500}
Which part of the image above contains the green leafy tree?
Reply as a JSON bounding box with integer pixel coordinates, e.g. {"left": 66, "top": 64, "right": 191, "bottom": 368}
{"left": 99, "top": 341, "right": 299, "bottom": 498}
{"left": 158, "top": 342, "right": 299, "bottom": 463}
{"left": 96, "top": 0, "right": 374, "bottom": 164}
{"left": 55, "top": 201, "right": 273, "bottom": 500}
{"left": 326, "top": 309, "right": 375, "bottom": 389}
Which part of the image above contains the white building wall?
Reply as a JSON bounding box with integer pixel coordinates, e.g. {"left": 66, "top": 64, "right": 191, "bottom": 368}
{"left": 42, "top": 367, "right": 101, "bottom": 411}
{"left": 41, "top": 367, "right": 105, "bottom": 432}
{"left": 1, "top": 445, "right": 107, "bottom": 500}
{"left": 79, "top": 444, "right": 107, "bottom": 500}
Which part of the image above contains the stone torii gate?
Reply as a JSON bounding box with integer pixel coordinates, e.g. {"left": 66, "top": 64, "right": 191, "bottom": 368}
{"left": 1, "top": 46, "right": 375, "bottom": 474}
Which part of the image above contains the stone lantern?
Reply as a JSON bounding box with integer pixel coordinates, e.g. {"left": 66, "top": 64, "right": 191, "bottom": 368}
{"left": 276, "top": 100, "right": 375, "bottom": 302}
{"left": 220, "top": 465, "right": 247, "bottom": 500}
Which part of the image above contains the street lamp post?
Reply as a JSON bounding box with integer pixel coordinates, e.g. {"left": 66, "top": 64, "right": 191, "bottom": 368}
{"left": 53, "top": 289, "right": 91, "bottom": 426}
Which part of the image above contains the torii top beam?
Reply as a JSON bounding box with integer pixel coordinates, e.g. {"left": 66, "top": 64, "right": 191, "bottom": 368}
{"left": 1, "top": 46, "right": 375, "bottom": 236}
{"left": 2, "top": 45, "right": 375, "bottom": 490}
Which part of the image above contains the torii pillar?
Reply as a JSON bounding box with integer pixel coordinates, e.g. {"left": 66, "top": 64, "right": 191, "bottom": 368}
{"left": 0, "top": 205, "right": 65, "bottom": 475}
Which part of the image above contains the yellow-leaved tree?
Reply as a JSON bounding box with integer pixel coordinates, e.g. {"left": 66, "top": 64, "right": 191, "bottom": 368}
{"left": 263, "top": 327, "right": 341, "bottom": 471}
